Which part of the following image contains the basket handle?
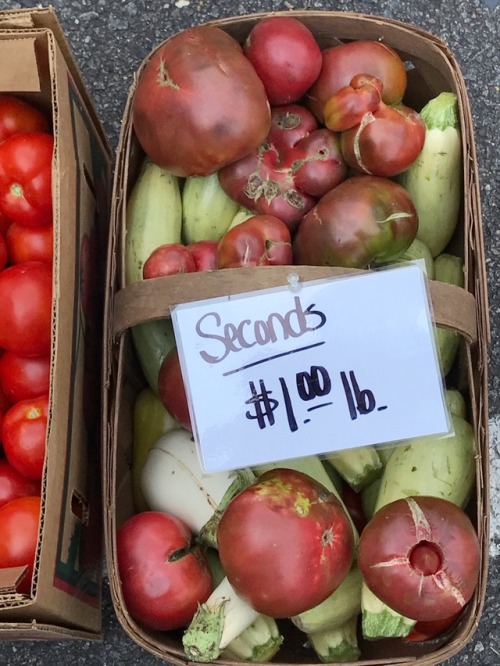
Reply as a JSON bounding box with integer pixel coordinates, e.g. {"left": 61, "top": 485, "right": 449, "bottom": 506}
{"left": 111, "top": 265, "right": 478, "bottom": 344}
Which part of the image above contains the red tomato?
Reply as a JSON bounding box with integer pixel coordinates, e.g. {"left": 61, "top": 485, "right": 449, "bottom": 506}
{"left": 0, "top": 230, "right": 6, "bottom": 270}
{"left": 0, "top": 95, "right": 50, "bottom": 142}
{"left": 185, "top": 240, "right": 218, "bottom": 271}
{"left": 158, "top": 347, "right": 191, "bottom": 432}
{"left": 0, "top": 459, "right": 41, "bottom": 508}
{"left": 217, "top": 468, "right": 354, "bottom": 617}
{"left": 6, "top": 222, "right": 53, "bottom": 264}
{"left": 340, "top": 101, "right": 426, "bottom": 177}
{"left": 2, "top": 395, "right": 49, "bottom": 480}
{"left": 0, "top": 384, "right": 10, "bottom": 443}
{"left": 307, "top": 40, "right": 408, "bottom": 123}
{"left": 143, "top": 243, "right": 196, "bottom": 279}
{"left": 0, "top": 261, "right": 53, "bottom": 356}
{"left": 117, "top": 511, "right": 213, "bottom": 631}
{"left": 358, "top": 496, "right": 480, "bottom": 621}
{"left": 0, "top": 132, "right": 53, "bottom": 227}
{"left": 0, "top": 352, "right": 51, "bottom": 403}
{"left": 0, "top": 211, "right": 11, "bottom": 234}
{"left": 217, "top": 215, "right": 292, "bottom": 268}
{"left": 0, "top": 495, "right": 41, "bottom": 594}
{"left": 243, "top": 17, "right": 322, "bottom": 106}
{"left": 404, "top": 611, "right": 462, "bottom": 642}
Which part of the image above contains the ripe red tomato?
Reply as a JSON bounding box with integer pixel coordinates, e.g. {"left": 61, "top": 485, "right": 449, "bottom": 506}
{"left": 2, "top": 395, "right": 49, "bottom": 480}
{"left": 6, "top": 222, "right": 53, "bottom": 264}
{"left": 0, "top": 495, "right": 41, "bottom": 594}
{"left": 185, "top": 240, "right": 218, "bottom": 271}
{"left": 217, "top": 215, "right": 292, "bottom": 268}
{"left": 158, "top": 347, "right": 191, "bottom": 431}
{"left": 0, "top": 132, "right": 53, "bottom": 227}
{"left": 143, "top": 243, "right": 196, "bottom": 279}
{"left": 0, "top": 459, "right": 41, "bottom": 508}
{"left": 217, "top": 468, "right": 354, "bottom": 617}
{"left": 0, "top": 211, "right": 11, "bottom": 234}
{"left": 0, "top": 384, "right": 10, "bottom": 443}
{"left": 0, "top": 351, "right": 51, "bottom": 403}
{"left": 0, "top": 230, "right": 6, "bottom": 271}
{"left": 117, "top": 511, "right": 213, "bottom": 631}
{"left": 0, "top": 95, "right": 50, "bottom": 142}
{"left": 0, "top": 261, "right": 53, "bottom": 356}
{"left": 243, "top": 17, "right": 322, "bottom": 106}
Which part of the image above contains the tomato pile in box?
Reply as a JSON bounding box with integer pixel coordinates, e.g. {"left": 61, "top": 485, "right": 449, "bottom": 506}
{"left": 0, "top": 95, "right": 54, "bottom": 593}
{"left": 105, "top": 11, "right": 489, "bottom": 666}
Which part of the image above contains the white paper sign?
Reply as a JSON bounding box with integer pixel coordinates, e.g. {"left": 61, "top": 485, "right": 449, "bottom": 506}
{"left": 171, "top": 263, "right": 451, "bottom": 473}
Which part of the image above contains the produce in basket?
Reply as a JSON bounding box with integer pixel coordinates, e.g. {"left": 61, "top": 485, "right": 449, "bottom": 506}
{"left": 132, "top": 26, "right": 271, "bottom": 176}
{"left": 358, "top": 495, "right": 480, "bottom": 621}
{"left": 217, "top": 468, "right": 354, "bottom": 618}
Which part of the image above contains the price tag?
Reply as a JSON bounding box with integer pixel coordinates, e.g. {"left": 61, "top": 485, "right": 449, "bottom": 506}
{"left": 171, "top": 262, "right": 451, "bottom": 473}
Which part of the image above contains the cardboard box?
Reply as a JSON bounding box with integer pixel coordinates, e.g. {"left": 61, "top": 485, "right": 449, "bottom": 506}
{"left": 103, "top": 10, "right": 490, "bottom": 665}
{"left": 0, "top": 7, "right": 111, "bottom": 640}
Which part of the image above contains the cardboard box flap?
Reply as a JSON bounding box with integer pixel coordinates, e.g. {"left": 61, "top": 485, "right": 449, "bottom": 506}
{"left": 0, "top": 37, "right": 40, "bottom": 92}
{"left": 0, "top": 567, "right": 28, "bottom": 595}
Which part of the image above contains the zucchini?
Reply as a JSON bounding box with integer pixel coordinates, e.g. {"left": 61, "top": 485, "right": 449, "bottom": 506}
{"left": 125, "top": 157, "right": 182, "bottom": 285}
{"left": 388, "top": 237, "right": 435, "bottom": 279}
{"left": 182, "top": 173, "right": 239, "bottom": 243}
{"left": 291, "top": 567, "right": 362, "bottom": 634}
{"left": 446, "top": 387, "right": 467, "bottom": 419}
{"left": 323, "top": 445, "right": 383, "bottom": 491}
{"left": 131, "top": 387, "right": 179, "bottom": 512}
{"left": 221, "top": 615, "right": 283, "bottom": 662}
{"left": 398, "top": 92, "right": 461, "bottom": 257}
{"left": 308, "top": 615, "right": 361, "bottom": 663}
{"left": 125, "top": 158, "right": 182, "bottom": 390}
{"left": 360, "top": 476, "right": 382, "bottom": 521}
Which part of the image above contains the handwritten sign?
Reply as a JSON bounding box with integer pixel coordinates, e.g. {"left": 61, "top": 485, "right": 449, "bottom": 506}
{"left": 171, "top": 263, "right": 451, "bottom": 473}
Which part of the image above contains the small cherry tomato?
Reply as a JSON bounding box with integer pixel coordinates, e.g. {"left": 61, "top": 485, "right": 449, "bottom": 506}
{"left": 0, "top": 132, "right": 53, "bottom": 227}
{"left": 0, "top": 459, "right": 41, "bottom": 508}
{"left": 6, "top": 222, "right": 53, "bottom": 264}
{"left": 0, "top": 261, "right": 53, "bottom": 356}
{"left": 2, "top": 395, "right": 49, "bottom": 480}
{"left": 0, "top": 495, "right": 41, "bottom": 594}
{"left": 217, "top": 214, "right": 292, "bottom": 268}
{"left": 0, "top": 351, "right": 51, "bottom": 403}
{"left": 0, "top": 95, "right": 50, "bottom": 142}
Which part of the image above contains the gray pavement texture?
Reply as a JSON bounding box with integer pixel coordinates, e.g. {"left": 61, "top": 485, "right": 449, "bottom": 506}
{"left": 0, "top": 0, "right": 499, "bottom": 664}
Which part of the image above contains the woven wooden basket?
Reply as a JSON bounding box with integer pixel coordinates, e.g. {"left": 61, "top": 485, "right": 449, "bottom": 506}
{"left": 103, "top": 10, "right": 490, "bottom": 665}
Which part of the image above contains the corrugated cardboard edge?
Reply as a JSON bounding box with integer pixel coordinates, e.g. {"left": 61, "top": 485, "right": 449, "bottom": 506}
{"left": 102, "top": 9, "right": 490, "bottom": 666}
{"left": 0, "top": 6, "right": 112, "bottom": 641}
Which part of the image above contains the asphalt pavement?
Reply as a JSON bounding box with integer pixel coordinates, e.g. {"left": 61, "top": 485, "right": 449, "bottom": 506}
{"left": 0, "top": 0, "right": 498, "bottom": 664}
